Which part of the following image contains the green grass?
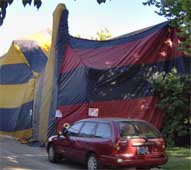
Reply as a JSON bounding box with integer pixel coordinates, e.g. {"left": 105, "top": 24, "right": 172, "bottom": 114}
{"left": 162, "top": 147, "right": 191, "bottom": 170}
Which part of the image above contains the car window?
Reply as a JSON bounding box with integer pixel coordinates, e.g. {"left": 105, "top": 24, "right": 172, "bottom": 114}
{"left": 79, "top": 122, "right": 96, "bottom": 137}
{"left": 119, "top": 123, "right": 137, "bottom": 138}
{"left": 118, "top": 121, "right": 161, "bottom": 139}
{"left": 68, "top": 122, "right": 84, "bottom": 136}
{"left": 95, "top": 123, "right": 112, "bottom": 138}
{"left": 135, "top": 123, "right": 161, "bottom": 138}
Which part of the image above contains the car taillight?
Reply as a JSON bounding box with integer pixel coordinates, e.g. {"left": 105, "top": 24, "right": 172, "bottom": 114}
{"left": 112, "top": 141, "right": 120, "bottom": 154}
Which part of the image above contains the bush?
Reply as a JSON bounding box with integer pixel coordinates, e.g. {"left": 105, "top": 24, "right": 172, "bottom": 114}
{"left": 151, "top": 68, "right": 191, "bottom": 146}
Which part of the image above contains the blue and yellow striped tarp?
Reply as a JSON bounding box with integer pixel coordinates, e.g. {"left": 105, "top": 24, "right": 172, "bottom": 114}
{"left": 0, "top": 28, "right": 51, "bottom": 140}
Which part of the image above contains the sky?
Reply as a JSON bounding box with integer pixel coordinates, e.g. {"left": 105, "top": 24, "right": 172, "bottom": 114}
{"left": 0, "top": 0, "right": 167, "bottom": 56}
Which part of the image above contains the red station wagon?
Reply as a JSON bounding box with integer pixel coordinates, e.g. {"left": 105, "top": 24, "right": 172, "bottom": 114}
{"left": 47, "top": 118, "right": 168, "bottom": 170}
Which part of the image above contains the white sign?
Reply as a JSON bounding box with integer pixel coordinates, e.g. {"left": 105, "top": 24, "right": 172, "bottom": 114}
{"left": 88, "top": 108, "right": 99, "bottom": 117}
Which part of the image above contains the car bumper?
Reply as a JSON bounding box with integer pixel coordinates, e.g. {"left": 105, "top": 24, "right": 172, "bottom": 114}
{"left": 100, "top": 153, "right": 168, "bottom": 167}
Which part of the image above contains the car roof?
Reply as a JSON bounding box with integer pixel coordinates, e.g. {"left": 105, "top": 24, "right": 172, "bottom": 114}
{"left": 77, "top": 117, "right": 148, "bottom": 123}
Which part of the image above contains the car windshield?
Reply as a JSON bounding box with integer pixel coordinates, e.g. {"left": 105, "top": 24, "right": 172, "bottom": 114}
{"left": 119, "top": 121, "right": 161, "bottom": 139}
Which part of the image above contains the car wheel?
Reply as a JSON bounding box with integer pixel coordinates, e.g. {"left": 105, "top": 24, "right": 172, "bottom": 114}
{"left": 87, "top": 153, "right": 99, "bottom": 170}
{"left": 48, "top": 145, "right": 60, "bottom": 163}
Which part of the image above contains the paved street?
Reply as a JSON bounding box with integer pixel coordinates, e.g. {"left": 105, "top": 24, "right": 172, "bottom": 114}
{"left": 0, "top": 135, "right": 86, "bottom": 170}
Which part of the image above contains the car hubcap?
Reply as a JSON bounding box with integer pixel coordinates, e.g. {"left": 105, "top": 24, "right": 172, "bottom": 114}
{"left": 88, "top": 156, "right": 97, "bottom": 170}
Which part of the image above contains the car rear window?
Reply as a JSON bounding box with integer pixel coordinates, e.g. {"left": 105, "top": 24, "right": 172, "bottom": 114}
{"left": 119, "top": 121, "right": 161, "bottom": 139}
{"left": 135, "top": 123, "right": 161, "bottom": 138}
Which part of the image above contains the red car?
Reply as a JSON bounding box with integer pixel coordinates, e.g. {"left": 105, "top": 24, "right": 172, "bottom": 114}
{"left": 47, "top": 118, "right": 168, "bottom": 170}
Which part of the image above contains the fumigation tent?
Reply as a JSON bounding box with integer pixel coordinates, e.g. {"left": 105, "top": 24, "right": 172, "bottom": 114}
{"left": 0, "top": 4, "right": 190, "bottom": 143}
{"left": 0, "top": 29, "right": 51, "bottom": 140}
{"left": 41, "top": 4, "right": 190, "bottom": 139}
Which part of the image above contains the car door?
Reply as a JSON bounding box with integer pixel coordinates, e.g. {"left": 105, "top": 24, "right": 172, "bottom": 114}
{"left": 93, "top": 122, "right": 113, "bottom": 159}
{"left": 58, "top": 121, "right": 84, "bottom": 159}
{"left": 70, "top": 121, "right": 97, "bottom": 162}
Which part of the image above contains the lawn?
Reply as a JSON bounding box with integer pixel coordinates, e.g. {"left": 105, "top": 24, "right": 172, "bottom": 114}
{"left": 162, "top": 147, "right": 191, "bottom": 170}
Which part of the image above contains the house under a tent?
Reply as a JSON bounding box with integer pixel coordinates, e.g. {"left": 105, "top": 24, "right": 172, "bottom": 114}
{"left": 0, "top": 4, "right": 190, "bottom": 143}
{"left": 39, "top": 4, "right": 190, "bottom": 142}
{"left": 0, "top": 29, "right": 51, "bottom": 141}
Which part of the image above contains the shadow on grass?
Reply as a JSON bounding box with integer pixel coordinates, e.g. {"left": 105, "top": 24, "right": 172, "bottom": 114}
{"left": 162, "top": 147, "right": 191, "bottom": 170}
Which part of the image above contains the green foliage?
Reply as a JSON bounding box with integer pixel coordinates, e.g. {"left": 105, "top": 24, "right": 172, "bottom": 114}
{"left": 0, "top": 0, "right": 13, "bottom": 25}
{"left": 95, "top": 28, "right": 112, "bottom": 40}
{"left": 151, "top": 68, "right": 191, "bottom": 146}
{"left": 0, "top": 0, "right": 108, "bottom": 26}
{"left": 75, "top": 28, "right": 112, "bottom": 40}
{"left": 143, "top": 0, "right": 191, "bottom": 56}
{"left": 97, "top": 0, "right": 107, "bottom": 4}
{"left": 0, "top": 0, "right": 42, "bottom": 26}
{"left": 22, "top": 0, "right": 42, "bottom": 9}
{"left": 91, "top": 28, "right": 112, "bottom": 40}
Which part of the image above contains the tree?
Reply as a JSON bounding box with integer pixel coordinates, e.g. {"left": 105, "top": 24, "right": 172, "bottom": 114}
{"left": 92, "top": 28, "right": 112, "bottom": 40}
{"left": 0, "top": 0, "right": 42, "bottom": 26}
{"left": 0, "top": 0, "right": 106, "bottom": 26}
{"left": 151, "top": 68, "right": 191, "bottom": 146}
{"left": 143, "top": 0, "right": 191, "bottom": 55}
{"left": 76, "top": 28, "right": 112, "bottom": 40}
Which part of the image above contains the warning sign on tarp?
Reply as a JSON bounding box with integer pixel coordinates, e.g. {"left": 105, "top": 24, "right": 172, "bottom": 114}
{"left": 88, "top": 108, "right": 99, "bottom": 117}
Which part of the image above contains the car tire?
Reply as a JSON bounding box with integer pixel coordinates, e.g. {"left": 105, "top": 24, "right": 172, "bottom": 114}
{"left": 87, "top": 153, "right": 99, "bottom": 170}
{"left": 48, "top": 145, "right": 60, "bottom": 163}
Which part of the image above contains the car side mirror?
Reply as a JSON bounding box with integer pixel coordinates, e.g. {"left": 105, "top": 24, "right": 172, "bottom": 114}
{"left": 62, "top": 128, "right": 69, "bottom": 137}
{"left": 61, "top": 123, "right": 70, "bottom": 137}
